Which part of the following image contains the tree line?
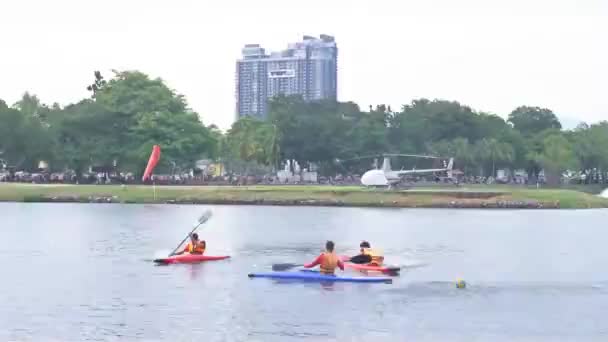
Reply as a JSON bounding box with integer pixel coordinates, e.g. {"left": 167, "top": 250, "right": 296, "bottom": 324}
{"left": 228, "top": 96, "right": 607, "bottom": 185}
{"left": 1, "top": 70, "right": 607, "bottom": 184}
{"left": 0, "top": 71, "right": 219, "bottom": 178}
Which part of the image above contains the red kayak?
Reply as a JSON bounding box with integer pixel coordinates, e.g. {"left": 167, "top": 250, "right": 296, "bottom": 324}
{"left": 340, "top": 256, "right": 400, "bottom": 274}
{"left": 154, "top": 254, "right": 230, "bottom": 265}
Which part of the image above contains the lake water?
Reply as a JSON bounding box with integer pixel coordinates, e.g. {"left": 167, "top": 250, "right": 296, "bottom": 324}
{"left": 1, "top": 203, "right": 607, "bottom": 341}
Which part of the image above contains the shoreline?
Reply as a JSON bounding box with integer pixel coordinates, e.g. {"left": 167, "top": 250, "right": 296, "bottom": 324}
{"left": 5, "top": 195, "right": 559, "bottom": 209}
{"left": 1, "top": 183, "right": 607, "bottom": 209}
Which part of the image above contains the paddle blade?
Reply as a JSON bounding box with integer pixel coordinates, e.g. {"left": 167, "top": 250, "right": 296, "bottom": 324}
{"left": 272, "top": 263, "right": 303, "bottom": 271}
{"left": 153, "top": 258, "right": 169, "bottom": 265}
{"left": 383, "top": 267, "right": 401, "bottom": 276}
{"left": 402, "top": 262, "right": 429, "bottom": 269}
{"left": 197, "top": 210, "right": 213, "bottom": 225}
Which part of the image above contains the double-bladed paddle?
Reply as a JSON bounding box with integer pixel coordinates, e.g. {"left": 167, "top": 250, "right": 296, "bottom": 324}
{"left": 271, "top": 263, "right": 304, "bottom": 271}
{"left": 272, "top": 255, "right": 355, "bottom": 272}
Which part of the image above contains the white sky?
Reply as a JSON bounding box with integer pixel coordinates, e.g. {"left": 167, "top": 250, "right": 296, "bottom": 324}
{"left": 1, "top": 0, "right": 606, "bottom": 130}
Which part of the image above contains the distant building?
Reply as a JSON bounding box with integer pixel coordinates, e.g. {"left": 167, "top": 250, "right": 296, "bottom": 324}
{"left": 235, "top": 34, "right": 338, "bottom": 120}
{"left": 195, "top": 159, "right": 225, "bottom": 177}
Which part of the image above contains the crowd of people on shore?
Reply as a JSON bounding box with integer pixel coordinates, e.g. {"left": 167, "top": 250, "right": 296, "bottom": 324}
{"left": 1, "top": 169, "right": 606, "bottom": 186}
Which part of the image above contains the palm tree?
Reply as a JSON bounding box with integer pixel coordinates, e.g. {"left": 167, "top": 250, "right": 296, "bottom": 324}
{"left": 226, "top": 118, "right": 258, "bottom": 175}
{"left": 255, "top": 123, "right": 280, "bottom": 171}
{"left": 226, "top": 117, "right": 281, "bottom": 176}
{"left": 451, "top": 138, "right": 474, "bottom": 176}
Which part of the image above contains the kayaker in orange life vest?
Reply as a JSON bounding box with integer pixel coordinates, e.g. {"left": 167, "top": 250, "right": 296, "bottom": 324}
{"left": 348, "top": 241, "right": 384, "bottom": 266}
{"left": 303, "top": 240, "right": 344, "bottom": 275}
{"left": 174, "top": 233, "right": 206, "bottom": 255}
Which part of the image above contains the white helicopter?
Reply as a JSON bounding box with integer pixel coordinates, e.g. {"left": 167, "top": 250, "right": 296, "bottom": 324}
{"left": 358, "top": 154, "right": 454, "bottom": 188}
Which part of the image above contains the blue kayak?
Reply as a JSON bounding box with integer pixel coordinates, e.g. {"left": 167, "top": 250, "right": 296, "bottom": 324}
{"left": 248, "top": 271, "right": 392, "bottom": 283}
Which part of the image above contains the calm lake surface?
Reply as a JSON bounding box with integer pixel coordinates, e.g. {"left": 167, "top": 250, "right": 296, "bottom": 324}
{"left": 1, "top": 203, "right": 607, "bottom": 341}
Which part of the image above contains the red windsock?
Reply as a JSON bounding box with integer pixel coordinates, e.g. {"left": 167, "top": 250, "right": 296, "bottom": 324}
{"left": 142, "top": 145, "right": 161, "bottom": 181}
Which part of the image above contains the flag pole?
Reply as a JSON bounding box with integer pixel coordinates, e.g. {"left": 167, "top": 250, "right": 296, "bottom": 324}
{"left": 152, "top": 175, "right": 157, "bottom": 201}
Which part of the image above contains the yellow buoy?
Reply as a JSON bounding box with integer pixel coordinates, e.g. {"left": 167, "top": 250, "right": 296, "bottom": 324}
{"left": 456, "top": 279, "right": 466, "bottom": 289}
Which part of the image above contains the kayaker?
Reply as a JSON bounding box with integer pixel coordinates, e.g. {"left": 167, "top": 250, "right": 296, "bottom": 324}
{"left": 174, "top": 233, "right": 206, "bottom": 255}
{"left": 348, "top": 241, "right": 384, "bottom": 266}
{"left": 303, "top": 240, "right": 344, "bottom": 275}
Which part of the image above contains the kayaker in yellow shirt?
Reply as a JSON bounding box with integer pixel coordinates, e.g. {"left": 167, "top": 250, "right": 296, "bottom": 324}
{"left": 348, "top": 241, "right": 384, "bottom": 266}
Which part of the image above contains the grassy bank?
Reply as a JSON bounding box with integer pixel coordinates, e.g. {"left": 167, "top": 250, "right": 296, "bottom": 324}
{"left": 1, "top": 183, "right": 607, "bottom": 209}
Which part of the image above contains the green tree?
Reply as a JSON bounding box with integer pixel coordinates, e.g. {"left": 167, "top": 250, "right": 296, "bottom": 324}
{"left": 269, "top": 95, "right": 352, "bottom": 175}
{"left": 521, "top": 128, "right": 562, "bottom": 180}
{"left": 405, "top": 99, "right": 482, "bottom": 142}
{"left": 49, "top": 99, "right": 118, "bottom": 175}
{"left": 570, "top": 122, "right": 608, "bottom": 171}
{"left": 0, "top": 104, "right": 27, "bottom": 166}
{"left": 46, "top": 70, "right": 218, "bottom": 177}
{"left": 496, "top": 127, "right": 527, "bottom": 170}
{"left": 225, "top": 117, "right": 280, "bottom": 174}
{"left": 387, "top": 104, "right": 424, "bottom": 153}
{"left": 97, "top": 71, "right": 216, "bottom": 174}
{"left": 529, "top": 134, "right": 578, "bottom": 185}
{"left": 477, "top": 112, "right": 510, "bottom": 139}
{"left": 388, "top": 99, "right": 490, "bottom": 155}
{"left": 475, "top": 138, "right": 515, "bottom": 177}
{"left": 129, "top": 111, "right": 217, "bottom": 172}
{"left": 13, "top": 92, "right": 46, "bottom": 121}
{"left": 0, "top": 96, "right": 54, "bottom": 170}
{"left": 449, "top": 138, "right": 475, "bottom": 175}
{"left": 86, "top": 71, "right": 108, "bottom": 97}
{"left": 342, "top": 105, "right": 390, "bottom": 159}
{"left": 508, "top": 106, "right": 562, "bottom": 136}
{"left": 8, "top": 72, "right": 608, "bottom": 188}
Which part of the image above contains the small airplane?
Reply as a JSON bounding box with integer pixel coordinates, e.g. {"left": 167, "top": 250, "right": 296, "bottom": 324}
{"left": 359, "top": 154, "right": 454, "bottom": 188}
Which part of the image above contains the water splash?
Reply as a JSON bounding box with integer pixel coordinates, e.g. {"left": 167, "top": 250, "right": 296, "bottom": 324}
{"left": 153, "top": 249, "right": 171, "bottom": 259}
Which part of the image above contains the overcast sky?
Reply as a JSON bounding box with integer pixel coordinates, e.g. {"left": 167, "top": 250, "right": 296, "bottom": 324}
{"left": 1, "top": 0, "right": 606, "bottom": 130}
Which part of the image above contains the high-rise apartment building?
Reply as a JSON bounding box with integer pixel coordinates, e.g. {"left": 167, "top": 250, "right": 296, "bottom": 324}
{"left": 235, "top": 34, "right": 337, "bottom": 120}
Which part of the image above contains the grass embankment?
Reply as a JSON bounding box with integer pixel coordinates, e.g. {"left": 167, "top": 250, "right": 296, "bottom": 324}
{"left": 0, "top": 183, "right": 607, "bottom": 209}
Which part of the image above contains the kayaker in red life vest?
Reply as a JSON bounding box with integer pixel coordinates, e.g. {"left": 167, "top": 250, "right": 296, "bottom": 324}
{"left": 303, "top": 240, "right": 344, "bottom": 275}
{"left": 174, "top": 233, "right": 206, "bottom": 255}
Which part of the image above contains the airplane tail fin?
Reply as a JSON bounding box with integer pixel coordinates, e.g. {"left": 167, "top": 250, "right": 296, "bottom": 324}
{"left": 446, "top": 158, "right": 454, "bottom": 179}
{"left": 381, "top": 157, "right": 391, "bottom": 173}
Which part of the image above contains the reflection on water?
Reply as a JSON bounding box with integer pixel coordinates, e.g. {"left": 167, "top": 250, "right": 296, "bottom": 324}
{"left": 0, "top": 203, "right": 607, "bottom": 341}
